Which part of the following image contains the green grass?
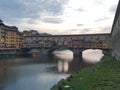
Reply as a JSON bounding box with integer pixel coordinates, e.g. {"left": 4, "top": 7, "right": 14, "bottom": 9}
{"left": 51, "top": 54, "right": 120, "bottom": 90}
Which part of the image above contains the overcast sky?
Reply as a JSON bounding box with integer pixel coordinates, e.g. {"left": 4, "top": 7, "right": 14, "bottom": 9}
{"left": 0, "top": 0, "right": 119, "bottom": 35}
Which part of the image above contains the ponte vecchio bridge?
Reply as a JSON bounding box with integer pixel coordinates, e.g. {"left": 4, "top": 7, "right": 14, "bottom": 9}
{"left": 23, "top": 33, "right": 111, "bottom": 55}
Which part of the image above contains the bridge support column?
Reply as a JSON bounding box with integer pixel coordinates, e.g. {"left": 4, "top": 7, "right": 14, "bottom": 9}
{"left": 78, "top": 51, "right": 82, "bottom": 60}
{"left": 72, "top": 48, "right": 83, "bottom": 57}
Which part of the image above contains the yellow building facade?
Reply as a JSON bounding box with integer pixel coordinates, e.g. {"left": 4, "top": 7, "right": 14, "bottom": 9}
{"left": 0, "top": 19, "right": 23, "bottom": 50}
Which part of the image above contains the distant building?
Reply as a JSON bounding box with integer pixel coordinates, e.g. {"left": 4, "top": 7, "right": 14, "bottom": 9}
{"left": 23, "top": 30, "right": 39, "bottom": 37}
{"left": 29, "top": 30, "right": 39, "bottom": 36}
{"left": 0, "top": 19, "right": 23, "bottom": 50}
{"left": 0, "top": 19, "right": 3, "bottom": 23}
{"left": 22, "top": 30, "right": 51, "bottom": 37}
{"left": 39, "top": 33, "right": 52, "bottom": 36}
{"left": 23, "top": 30, "right": 32, "bottom": 37}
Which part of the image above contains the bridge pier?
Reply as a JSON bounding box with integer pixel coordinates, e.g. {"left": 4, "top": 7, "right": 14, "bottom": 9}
{"left": 69, "top": 48, "right": 83, "bottom": 57}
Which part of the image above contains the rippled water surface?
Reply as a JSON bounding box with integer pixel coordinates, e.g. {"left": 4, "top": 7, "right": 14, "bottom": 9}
{"left": 0, "top": 55, "right": 85, "bottom": 90}
{"left": 0, "top": 49, "right": 103, "bottom": 90}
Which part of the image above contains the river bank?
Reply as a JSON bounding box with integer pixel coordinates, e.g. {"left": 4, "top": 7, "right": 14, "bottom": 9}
{"left": 51, "top": 54, "right": 120, "bottom": 90}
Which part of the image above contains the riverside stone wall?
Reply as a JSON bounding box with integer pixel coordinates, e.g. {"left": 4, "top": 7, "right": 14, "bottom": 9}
{"left": 111, "top": 0, "right": 120, "bottom": 60}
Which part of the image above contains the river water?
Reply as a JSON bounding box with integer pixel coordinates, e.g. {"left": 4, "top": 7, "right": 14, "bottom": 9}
{"left": 0, "top": 49, "right": 103, "bottom": 90}
{"left": 0, "top": 55, "right": 86, "bottom": 90}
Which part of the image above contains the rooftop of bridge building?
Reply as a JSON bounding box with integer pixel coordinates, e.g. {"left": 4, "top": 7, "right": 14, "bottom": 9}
{"left": 25, "top": 33, "right": 110, "bottom": 37}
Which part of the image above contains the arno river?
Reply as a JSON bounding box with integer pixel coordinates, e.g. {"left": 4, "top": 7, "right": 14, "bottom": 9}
{"left": 0, "top": 49, "right": 103, "bottom": 90}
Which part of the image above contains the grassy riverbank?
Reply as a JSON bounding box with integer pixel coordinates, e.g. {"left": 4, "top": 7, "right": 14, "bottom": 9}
{"left": 51, "top": 54, "right": 120, "bottom": 90}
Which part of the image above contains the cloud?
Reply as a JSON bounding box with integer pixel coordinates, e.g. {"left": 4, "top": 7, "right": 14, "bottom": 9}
{"left": 0, "top": 0, "right": 69, "bottom": 22}
{"left": 61, "top": 28, "right": 92, "bottom": 34}
{"left": 79, "top": 28, "right": 92, "bottom": 34}
{"left": 75, "top": 8, "right": 85, "bottom": 12}
{"left": 94, "top": 0, "right": 103, "bottom": 5}
{"left": 61, "top": 26, "right": 111, "bottom": 35}
{"left": 0, "top": 0, "right": 116, "bottom": 35}
{"left": 109, "top": 4, "right": 117, "bottom": 14}
{"left": 76, "top": 24, "right": 83, "bottom": 26}
{"left": 42, "top": 17, "right": 63, "bottom": 24}
{"left": 0, "top": 0, "right": 38, "bottom": 19}
{"left": 95, "top": 17, "right": 110, "bottom": 22}
{"left": 69, "top": 29, "right": 80, "bottom": 31}
{"left": 100, "top": 26, "right": 111, "bottom": 33}
{"left": 27, "top": 20, "right": 38, "bottom": 24}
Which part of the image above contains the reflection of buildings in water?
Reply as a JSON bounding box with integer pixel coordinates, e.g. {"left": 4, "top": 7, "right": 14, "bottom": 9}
{"left": 53, "top": 49, "right": 96, "bottom": 73}
{"left": 31, "top": 53, "right": 40, "bottom": 58}
{"left": 69, "top": 50, "right": 104, "bottom": 73}
{"left": 0, "top": 61, "right": 8, "bottom": 82}
{"left": 53, "top": 49, "right": 73, "bottom": 73}
{"left": 58, "top": 60, "right": 63, "bottom": 72}
{"left": 58, "top": 60, "right": 69, "bottom": 72}
{"left": 63, "top": 61, "right": 69, "bottom": 72}
{"left": 28, "top": 49, "right": 41, "bottom": 58}
{"left": 0, "top": 60, "right": 17, "bottom": 83}
{"left": 69, "top": 56, "right": 85, "bottom": 73}
{"left": 57, "top": 56, "right": 88, "bottom": 73}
